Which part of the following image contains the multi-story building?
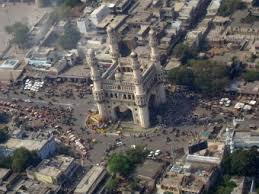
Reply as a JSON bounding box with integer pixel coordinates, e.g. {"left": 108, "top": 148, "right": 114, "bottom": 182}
{"left": 27, "top": 155, "right": 77, "bottom": 185}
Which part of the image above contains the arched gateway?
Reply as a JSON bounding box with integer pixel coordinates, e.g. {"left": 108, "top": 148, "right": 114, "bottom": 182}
{"left": 88, "top": 27, "right": 166, "bottom": 128}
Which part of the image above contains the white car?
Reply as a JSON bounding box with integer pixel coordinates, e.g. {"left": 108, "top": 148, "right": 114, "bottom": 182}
{"left": 148, "top": 151, "right": 154, "bottom": 158}
{"left": 131, "top": 144, "right": 136, "bottom": 149}
{"left": 116, "top": 141, "right": 123, "bottom": 146}
{"left": 24, "top": 99, "right": 32, "bottom": 103}
{"left": 154, "top": 149, "right": 161, "bottom": 156}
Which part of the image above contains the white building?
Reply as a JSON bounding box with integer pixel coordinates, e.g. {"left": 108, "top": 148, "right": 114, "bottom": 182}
{"left": 74, "top": 165, "right": 107, "bottom": 194}
{"left": 90, "top": 5, "right": 110, "bottom": 26}
{"left": 0, "top": 59, "right": 20, "bottom": 70}
{"left": 207, "top": 0, "right": 222, "bottom": 18}
{"left": 0, "top": 137, "right": 56, "bottom": 159}
{"left": 77, "top": 18, "right": 89, "bottom": 34}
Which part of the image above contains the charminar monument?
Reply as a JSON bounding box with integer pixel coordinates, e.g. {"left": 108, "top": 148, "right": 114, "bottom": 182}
{"left": 88, "top": 27, "right": 166, "bottom": 128}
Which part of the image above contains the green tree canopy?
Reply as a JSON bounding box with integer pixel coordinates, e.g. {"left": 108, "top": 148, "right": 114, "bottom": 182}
{"left": 11, "top": 148, "right": 40, "bottom": 172}
{"left": 64, "top": 0, "right": 81, "bottom": 7}
{"left": 213, "top": 175, "right": 237, "bottom": 194}
{"left": 218, "top": 0, "right": 245, "bottom": 16}
{"left": 243, "top": 70, "right": 259, "bottom": 82}
{"left": 107, "top": 153, "right": 132, "bottom": 176}
{"left": 125, "top": 145, "right": 148, "bottom": 164}
{"left": 222, "top": 149, "right": 258, "bottom": 177}
{"left": 168, "top": 60, "right": 230, "bottom": 94}
{"left": 0, "top": 127, "right": 9, "bottom": 144}
{"left": 105, "top": 177, "right": 118, "bottom": 193}
{"left": 59, "top": 23, "right": 81, "bottom": 50}
{"left": 107, "top": 146, "right": 148, "bottom": 177}
{"left": 168, "top": 66, "right": 194, "bottom": 86}
{"left": 173, "top": 43, "right": 197, "bottom": 63}
{"left": 5, "top": 22, "right": 29, "bottom": 48}
{"left": 191, "top": 60, "right": 229, "bottom": 93}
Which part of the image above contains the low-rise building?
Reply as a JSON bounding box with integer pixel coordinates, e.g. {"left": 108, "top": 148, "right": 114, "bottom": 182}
{"left": 9, "top": 177, "right": 60, "bottom": 194}
{"left": 0, "top": 168, "right": 12, "bottom": 185}
{"left": 157, "top": 141, "right": 225, "bottom": 194}
{"left": 206, "top": 0, "right": 222, "bottom": 18}
{"left": 252, "top": 40, "right": 259, "bottom": 56}
{"left": 135, "top": 160, "right": 165, "bottom": 192}
{"left": 0, "top": 59, "right": 20, "bottom": 70}
{"left": 74, "top": 165, "right": 107, "bottom": 194}
{"left": 226, "top": 10, "right": 259, "bottom": 43}
{"left": 0, "top": 136, "right": 56, "bottom": 159}
{"left": 27, "top": 155, "right": 77, "bottom": 185}
{"left": 90, "top": 4, "right": 110, "bottom": 26}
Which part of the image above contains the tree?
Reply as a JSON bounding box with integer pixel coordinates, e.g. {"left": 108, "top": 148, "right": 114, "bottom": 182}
{"left": 107, "top": 153, "right": 132, "bottom": 176}
{"left": 11, "top": 148, "right": 40, "bottom": 172}
{"left": 168, "top": 66, "right": 194, "bottom": 86}
{"left": 243, "top": 70, "right": 259, "bottom": 82}
{"left": 5, "top": 22, "right": 29, "bottom": 48}
{"left": 191, "top": 60, "right": 229, "bottom": 94}
{"left": 218, "top": 0, "right": 245, "bottom": 17}
{"left": 173, "top": 43, "right": 197, "bottom": 63}
{"left": 222, "top": 149, "right": 258, "bottom": 177}
{"left": 0, "top": 127, "right": 9, "bottom": 144}
{"left": 125, "top": 145, "right": 148, "bottom": 164}
{"left": 105, "top": 177, "right": 118, "bottom": 193}
{"left": 168, "top": 60, "right": 230, "bottom": 94}
{"left": 0, "top": 157, "right": 12, "bottom": 169}
{"left": 59, "top": 23, "right": 81, "bottom": 50}
{"left": 64, "top": 0, "right": 81, "bottom": 7}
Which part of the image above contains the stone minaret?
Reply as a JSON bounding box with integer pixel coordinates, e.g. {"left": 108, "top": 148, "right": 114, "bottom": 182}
{"left": 107, "top": 26, "right": 119, "bottom": 62}
{"left": 107, "top": 26, "right": 122, "bottom": 81}
{"left": 149, "top": 28, "right": 160, "bottom": 66}
{"left": 88, "top": 49, "right": 107, "bottom": 120}
{"left": 131, "top": 52, "right": 150, "bottom": 128}
{"left": 35, "top": 0, "right": 42, "bottom": 7}
{"left": 149, "top": 29, "right": 166, "bottom": 104}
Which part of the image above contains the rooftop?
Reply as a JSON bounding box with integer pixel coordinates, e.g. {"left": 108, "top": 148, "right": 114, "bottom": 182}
{"left": 13, "top": 178, "right": 60, "bottom": 194}
{"left": 74, "top": 165, "right": 106, "bottom": 194}
{"left": 33, "top": 155, "right": 74, "bottom": 178}
{"left": 136, "top": 160, "right": 164, "bottom": 180}
{"left": 0, "top": 137, "right": 50, "bottom": 153}
{"left": 0, "top": 168, "right": 11, "bottom": 180}
{"left": 0, "top": 59, "right": 20, "bottom": 69}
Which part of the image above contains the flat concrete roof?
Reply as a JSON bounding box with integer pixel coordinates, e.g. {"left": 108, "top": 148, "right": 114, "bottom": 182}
{"left": 0, "top": 138, "right": 48, "bottom": 152}
{"left": 34, "top": 155, "right": 74, "bottom": 178}
{"left": 0, "top": 59, "right": 19, "bottom": 69}
{"left": 74, "top": 166, "right": 106, "bottom": 194}
{"left": 136, "top": 160, "right": 164, "bottom": 180}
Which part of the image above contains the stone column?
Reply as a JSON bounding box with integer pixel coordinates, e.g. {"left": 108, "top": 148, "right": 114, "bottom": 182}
{"left": 149, "top": 28, "right": 166, "bottom": 104}
{"left": 131, "top": 51, "right": 150, "bottom": 128}
{"left": 87, "top": 49, "right": 107, "bottom": 120}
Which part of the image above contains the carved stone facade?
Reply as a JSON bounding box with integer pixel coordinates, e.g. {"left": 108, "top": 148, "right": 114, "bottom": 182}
{"left": 88, "top": 28, "right": 166, "bottom": 128}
